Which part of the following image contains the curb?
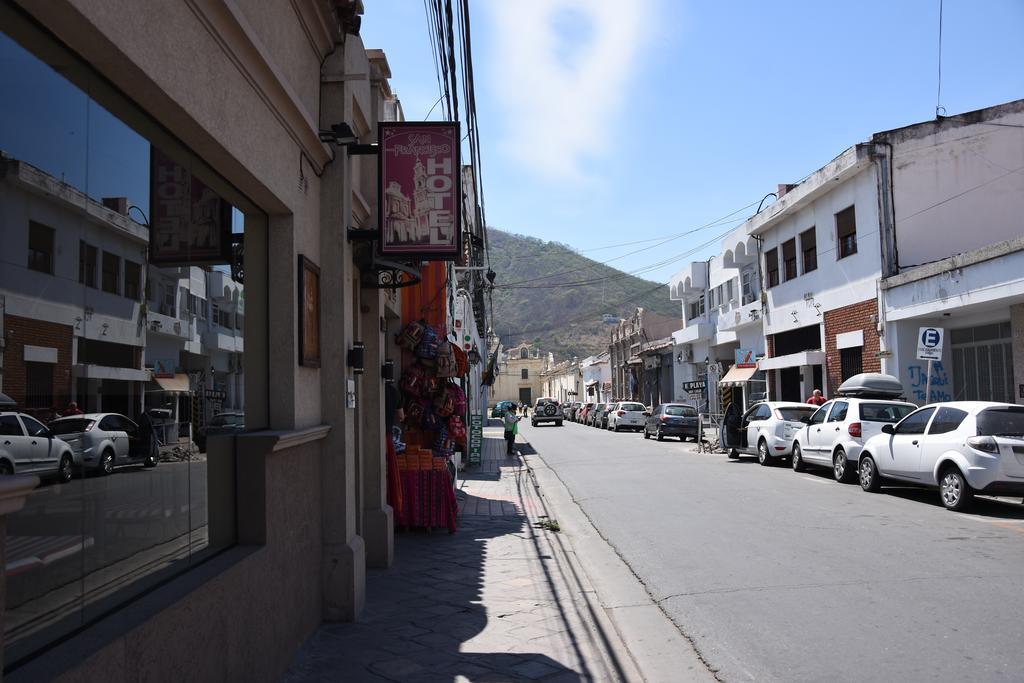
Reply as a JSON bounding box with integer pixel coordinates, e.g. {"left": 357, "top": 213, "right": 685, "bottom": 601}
{"left": 522, "top": 447, "right": 717, "bottom": 683}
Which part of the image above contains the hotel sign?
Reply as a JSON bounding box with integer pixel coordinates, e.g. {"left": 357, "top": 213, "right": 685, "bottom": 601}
{"left": 378, "top": 122, "right": 461, "bottom": 260}
{"left": 149, "top": 147, "right": 233, "bottom": 266}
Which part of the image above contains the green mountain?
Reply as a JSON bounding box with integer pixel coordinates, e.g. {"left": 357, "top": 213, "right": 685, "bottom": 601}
{"left": 487, "top": 229, "right": 681, "bottom": 360}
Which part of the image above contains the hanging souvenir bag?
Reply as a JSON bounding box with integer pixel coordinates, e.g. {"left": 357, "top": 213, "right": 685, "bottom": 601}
{"left": 399, "top": 364, "right": 427, "bottom": 397}
{"left": 415, "top": 325, "right": 440, "bottom": 361}
{"left": 436, "top": 342, "right": 458, "bottom": 377}
{"left": 448, "top": 415, "right": 467, "bottom": 445}
{"left": 433, "top": 389, "right": 455, "bottom": 417}
{"left": 451, "top": 344, "right": 469, "bottom": 377}
{"left": 396, "top": 320, "right": 426, "bottom": 351}
{"left": 446, "top": 383, "right": 468, "bottom": 415}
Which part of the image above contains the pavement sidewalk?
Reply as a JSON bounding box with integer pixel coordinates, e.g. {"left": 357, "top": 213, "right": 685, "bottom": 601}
{"left": 281, "top": 426, "right": 709, "bottom": 682}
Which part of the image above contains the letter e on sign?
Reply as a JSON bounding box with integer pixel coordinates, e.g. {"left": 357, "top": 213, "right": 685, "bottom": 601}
{"left": 916, "top": 326, "right": 944, "bottom": 361}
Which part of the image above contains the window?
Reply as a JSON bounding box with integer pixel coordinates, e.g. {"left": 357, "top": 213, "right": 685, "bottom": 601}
{"left": 827, "top": 401, "right": 849, "bottom": 422}
{"left": 741, "top": 268, "right": 756, "bottom": 305}
{"left": 800, "top": 227, "right": 817, "bottom": 273}
{"left": 198, "top": 297, "right": 207, "bottom": 320}
{"left": 687, "top": 295, "right": 704, "bottom": 320}
{"left": 976, "top": 407, "right": 1024, "bottom": 437}
{"left": 79, "top": 241, "right": 97, "bottom": 286}
{"left": 928, "top": 407, "right": 969, "bottom": 435}
{"left": 21, "top": 415, "right": 49, "bottom": 438}
{"left": 836, "top": 206, "right": 857, "bottom": 259}
{"left": 708, "top": 287, "right": 716, "bottom": 309}
{"left": 211, "top": 301, "right": 219, "bottom": 324}
{"left": 162, "top": 282, "right": 177, "bottom": 317}
{"left": 860, "top": 403, "right": 914, "bottom": 423}
{"left": 520, "top": 347, "right": 529, "bottom": 360}
{"left": 219, "top": 310, "right": 231, "bottom": 328}
{"left": 895, "top": 407, "right": 935, "bottom": 435}
{"left": 521, "top": 368, "right": 529, "bottom": 380}
{"left": 840, "top": 347, "right": 863, "bottom": 381}
{"left": 665, "top": 405, "right": 697, "bottom": 417}
{"left": 0, "top": 415, "right": 24, "bottom": 436}
{"left": 765, "top": 248, "right": 779, "bottom": 287}
{"left": 809, "top": 402, "right": 832, "bottom": 425}
{"left": 778, "top": 406, "right": 816, "bottom": 421}
{"left": 25, "top": 362, "right": 54, "bottom": 408}
{"left": 782, "top": 238, "right": 797, "bottom": 281}
{"left": 101, "top": 251, "right": 120, "bottom": 294}
{"left": 124, "top": 260, "right": 141, "bottom": 300}
{"left": 726, "top": 278, "right": 735, "bottom": 303}
{"left": 235, "top": 312, "right": 242, "bottom": 331}
{"left": 28, "top": 221, "right": 54, "bottom": 274}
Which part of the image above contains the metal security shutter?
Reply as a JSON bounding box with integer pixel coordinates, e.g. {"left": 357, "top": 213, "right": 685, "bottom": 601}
{"left": 840, "top": 347, "right": 863, "bottom": 381}
{"left": 951, "top": 323, "right": 1014, "bottom": 404}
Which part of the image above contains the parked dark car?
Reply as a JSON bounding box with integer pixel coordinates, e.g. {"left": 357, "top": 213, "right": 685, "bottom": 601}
{"left": 491, "top": 401, "right": 516, "bottom": 418}
{"left": 644, "top": 404, "right": 699, "bottom": 441}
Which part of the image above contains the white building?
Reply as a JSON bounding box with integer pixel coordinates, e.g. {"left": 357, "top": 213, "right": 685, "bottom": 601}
{"left": 541, "top": 358, "right": 582, "bottom": 403}
{"left": 875, "top": 99, "right": 1024, "bottom": 404}
{"left": 580, "top": 352, "right": 612, "bottom": 403}
{"left": 0, "top": 156, "right": 150, "bottom": 417}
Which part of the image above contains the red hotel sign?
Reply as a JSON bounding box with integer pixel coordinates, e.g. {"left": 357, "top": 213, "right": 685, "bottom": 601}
{"left": 378, "top": 122, "right": 461, "bottom": 260}
{"left": 149, "top": 147, "right": 233, "bottom": 266}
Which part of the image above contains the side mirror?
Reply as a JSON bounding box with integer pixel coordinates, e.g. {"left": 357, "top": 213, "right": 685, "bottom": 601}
{"left": 881, "top": 424, "right": 895, "bottom": 435}
{"left": 800, "top": 416, "right": 811, "bottom": 424}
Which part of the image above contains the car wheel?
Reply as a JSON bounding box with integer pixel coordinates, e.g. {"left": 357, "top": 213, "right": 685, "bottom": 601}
{"left": 757, "top": 440, "right": 771, "bottom": 466}
{"left": 939, "top": 466, "right": 974, "bottom": 512}
{"left": 791, "top": 443, "right": 806, "bottom": 472}
{"left": 99, "top": 449, "right": 114, "bottom": 476}
{"left": 833, "top": 449, "right": 854, "bottom": 483}
{"left": 613, "top": 424, "right": 620, "bottom": 432}
{"left": 728, "top": 448, "right": 739, "bottom": 459}
{"left": 656, "top": 430, "right": 664, "bottom": 442}
{"left": 58, "top": 453, "right": 73, "bottom": 483}
{"left": 0, "top": 461, "right": 11, "bottom": 475}
{"left": 859, "top": 455, "right": 881, "bottom": 492}
{"left": 556, "top": 420, "right": 563, "bottom": 426}
{"left": 643, "top": 428, "right": 650, "bottom": 440}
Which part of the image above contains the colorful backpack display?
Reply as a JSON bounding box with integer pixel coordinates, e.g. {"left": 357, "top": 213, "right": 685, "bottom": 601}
{"left": 446, "top": 383, "right": 467, "bottom": 415}
{"left": 396, "top": 320, "right": 426, "bottom": 350}
{"left": 399, "top": 364, "right": 428, "bottom": 397}
{"left": 448, "top": 416, "right": 467, "bottom": 446}
{"left": 436, "top": 342, "right": 458, "bottom": 378}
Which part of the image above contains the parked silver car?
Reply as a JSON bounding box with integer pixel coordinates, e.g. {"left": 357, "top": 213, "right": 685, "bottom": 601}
{"left": 0, "top": 411, "right": 76, "bottom": 482}
{"left": 49, "top": 413, "right": 158, "bottom": 475}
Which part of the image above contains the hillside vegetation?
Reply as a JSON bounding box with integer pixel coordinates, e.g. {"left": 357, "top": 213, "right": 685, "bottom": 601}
{"left": 488, "top": 229, "right": 680, "bottom": 360}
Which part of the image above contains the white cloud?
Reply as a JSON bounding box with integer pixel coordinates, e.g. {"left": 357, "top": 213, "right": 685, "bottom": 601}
{"left": 488, "top": 0, "right": 653, "bottom": 181}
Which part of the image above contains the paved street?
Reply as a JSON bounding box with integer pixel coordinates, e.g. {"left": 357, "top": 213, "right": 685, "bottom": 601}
{"left": 521, "top": 420, "right": 1024, "bottom": 682}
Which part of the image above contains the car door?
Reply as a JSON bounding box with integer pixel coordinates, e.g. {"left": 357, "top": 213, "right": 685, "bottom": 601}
{"left": 820, "top": 401, "right": 849, "bottom": 461}
{"left": 19, "top": 415, "right": 56, "bottom": 470}
{"left": 646, "top": 405, "right": 660, "bottom": 433}
{"left": 885, "top": 407, "right": 936, "bottom": 480}
{"left": 744, "top": 405, "right": 768, "bottom": 453}
{"left": 101, "top": 415, "right": 131, "bottom": 461}
{"left": 803, "top": 401, "right": 833, "bottom": 458}
{"left": 0, "top": 415, "right": 30, "bottom": 471}
{"left": 920, "top": 407, "right": 968, "bottom": 482}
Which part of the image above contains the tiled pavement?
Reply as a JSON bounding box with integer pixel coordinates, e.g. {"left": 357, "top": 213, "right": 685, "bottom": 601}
{"left": 281, "top": 426, "right": 642, "bottom": 682}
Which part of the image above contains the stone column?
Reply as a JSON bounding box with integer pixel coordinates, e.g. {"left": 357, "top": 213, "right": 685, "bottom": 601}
{"left": 359, "top": 288, "right": 393, "bottom": 567}
{"left": 1012, "top": 304, "right": 1024, "bottom": 405}
{"left": 317, "top": 45, "right": 366, "bottom": 622}
{"left": 0, "top": 475, "right": 39, "bottom": 673}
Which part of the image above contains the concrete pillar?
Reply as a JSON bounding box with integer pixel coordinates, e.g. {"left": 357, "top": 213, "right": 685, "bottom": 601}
{"left": 359, "top": 288, "right": 393, "bottom": 568}
{"left": 1012, "top": 304, "right": 1024, "bottom": 405}
{"left": 799, "top": 364, "right": 813, "bottom": 402}
{"left": 317, "top": 46, "right": 365, "bottom": 622}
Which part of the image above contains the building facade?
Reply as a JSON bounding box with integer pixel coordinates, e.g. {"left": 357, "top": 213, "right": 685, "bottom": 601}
{"left": 489, "top": 342, "right": 546, "bottom": 407}
{"left": 608, "top": 308, "right": 678, "bottom": 401}
{"left": 0, "top": 2, "right": 454, "bottom": 680}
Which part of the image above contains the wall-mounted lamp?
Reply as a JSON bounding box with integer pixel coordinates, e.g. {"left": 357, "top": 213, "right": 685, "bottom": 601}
{"left": 382, "top": 358, "right": 395, "bottom": 382}
{"left": 348, "top": 341, "right": 365, "bottom": 375}
{"left": 319, "top": 123, "right": 378, "bottom": 155}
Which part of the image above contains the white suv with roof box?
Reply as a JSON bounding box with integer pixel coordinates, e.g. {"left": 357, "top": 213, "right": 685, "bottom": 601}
{"left": 531, "top": 397, "right": 564, "bottom": 427}
{"left": 791, "top": 373, "right": 916, "bottom": 483}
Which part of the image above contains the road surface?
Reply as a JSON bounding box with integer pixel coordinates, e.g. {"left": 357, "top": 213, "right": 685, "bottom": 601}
{"left": 523, "top": 419, "right": 1024, "bottom": 682}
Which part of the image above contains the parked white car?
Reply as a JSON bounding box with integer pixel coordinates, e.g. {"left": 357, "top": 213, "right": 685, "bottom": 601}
{"left": 727, "top": 402, "right": 818, "bottom": 465}
{"left": 858, "top": 402, "right": 1024, "bottom": 511}
{"left": 792, "top": 397, "right": 916, "bottom": 481}
{"left": 607, "top": 401, "right": 646, "bottom": 432}
{"left": 0, "top": 411, "right": 76, "bottom": 482}
{"left": 49, "top": 413, "right": 158, "bottom": 475}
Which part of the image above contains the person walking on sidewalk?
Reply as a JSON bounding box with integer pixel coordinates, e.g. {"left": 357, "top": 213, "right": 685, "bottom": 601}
{"left": 503, "top": 406, "right": 521, "bottom": 455}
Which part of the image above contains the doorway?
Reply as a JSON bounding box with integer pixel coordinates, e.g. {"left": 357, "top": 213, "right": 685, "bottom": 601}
{"left": 780, "top": 367, "right": 801, "bottom": 402}
{"left": 518, "top": 388, "right": 532, "bottom": 406}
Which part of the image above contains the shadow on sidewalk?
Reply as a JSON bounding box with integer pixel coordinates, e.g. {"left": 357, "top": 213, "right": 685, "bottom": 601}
{"left": 282, "top": 434, "right": 632, "bottom": 682}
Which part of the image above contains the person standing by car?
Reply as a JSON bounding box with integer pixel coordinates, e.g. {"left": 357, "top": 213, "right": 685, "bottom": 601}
{"left": 807, "top": 389, "right": 827, "bottom": 406}
{"left": 503, "top": 406, "right": 520, "bottom": 456}
{"left": 61, "top": 401, "right": 83, "bottom": 417}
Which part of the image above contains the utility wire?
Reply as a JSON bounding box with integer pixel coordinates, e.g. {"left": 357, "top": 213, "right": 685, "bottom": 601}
{"left": 936, "top": 0, "right": 945, "bottom": 118}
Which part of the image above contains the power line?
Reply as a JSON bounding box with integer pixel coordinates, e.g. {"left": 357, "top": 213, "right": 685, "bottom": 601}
{"left": 936, "top": 0, "right": 945, "bottom": 118}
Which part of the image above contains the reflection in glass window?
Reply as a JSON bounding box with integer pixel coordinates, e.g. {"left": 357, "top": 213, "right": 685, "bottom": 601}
{"left": 27, "top": 221, "right": 54, "bottom": 274}
{"left": 101, "top": 251, "right": 120, "bottom": 294}
{"left": 124, "top": 260, "right": 141, "bottom": 300}
{"left": 79, "top": 241, "right": 97, "bottom": 287}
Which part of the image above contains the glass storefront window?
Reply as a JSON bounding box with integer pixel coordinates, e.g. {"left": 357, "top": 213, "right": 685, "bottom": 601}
{"left": 1, "top": 9, "right": 257, "bottom": 668}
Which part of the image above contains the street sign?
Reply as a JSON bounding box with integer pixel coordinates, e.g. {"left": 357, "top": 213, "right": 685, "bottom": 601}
{"left": 682, "top": 380, "right": 707, "bottom": 392}
{"left": 468, "top": 412, "right": 483, "bottom": 465}
{"left": 916, "top": 327, "right": 944, "bottom": 361}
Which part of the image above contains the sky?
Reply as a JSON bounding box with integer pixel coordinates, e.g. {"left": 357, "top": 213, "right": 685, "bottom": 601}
{"left": 360, "top": 0, "right": 1024, "bottom": 284}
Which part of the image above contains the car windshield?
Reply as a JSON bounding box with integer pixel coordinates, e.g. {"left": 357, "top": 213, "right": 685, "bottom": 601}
{"left": 777, "top": 407, "right": 816, "bottom": 421}
{"left": 976, "top": 407, "right": 1024, "bottom": 437}
{"left": 860, "top": 403, "right": 915, "bottom": 423}
{"left": 49, "top": 418, "right": 95, "bottom": 435}
{"left": 665, "top": 406, "right": 697, "bottom": 417}
{"left": 620, "top": 403, "right": 645, "bottom": 411}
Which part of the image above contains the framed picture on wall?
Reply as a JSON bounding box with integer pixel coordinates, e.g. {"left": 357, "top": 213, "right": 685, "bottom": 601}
{"left": 298, "top": 255, "right": 321, "bottom": 367}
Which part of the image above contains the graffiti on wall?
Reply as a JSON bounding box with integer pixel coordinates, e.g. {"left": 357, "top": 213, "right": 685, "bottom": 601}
{"left": 907, "top": 361, "right": 952, "bottom": 403}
